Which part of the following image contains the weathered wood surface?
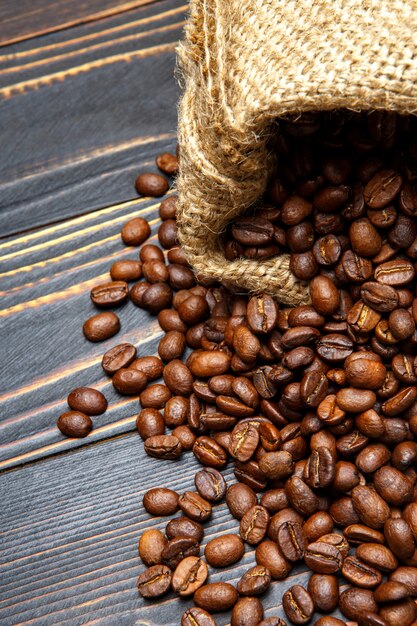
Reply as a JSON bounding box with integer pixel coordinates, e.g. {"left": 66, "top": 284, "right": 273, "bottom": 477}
{"left": 0, "top": 2, "right": 345, "bottom": 624}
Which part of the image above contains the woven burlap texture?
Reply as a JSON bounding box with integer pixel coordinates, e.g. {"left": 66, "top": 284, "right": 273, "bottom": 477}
{"left": 176, "top": 0, "right": 417, "bottom": 305}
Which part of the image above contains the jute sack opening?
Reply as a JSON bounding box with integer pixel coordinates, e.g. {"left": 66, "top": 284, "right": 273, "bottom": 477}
{"left": 176, "top": 0, "right": 417, "bottom": 306}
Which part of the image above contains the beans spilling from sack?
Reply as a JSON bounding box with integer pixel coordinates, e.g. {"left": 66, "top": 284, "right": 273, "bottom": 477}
{"left": 58, "top": 111, "right": 417, "bottom": 625}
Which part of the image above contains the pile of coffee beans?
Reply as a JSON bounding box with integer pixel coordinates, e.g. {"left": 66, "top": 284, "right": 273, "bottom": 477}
{"left": 57, "top": 111, "right": 417, "bottom": 625}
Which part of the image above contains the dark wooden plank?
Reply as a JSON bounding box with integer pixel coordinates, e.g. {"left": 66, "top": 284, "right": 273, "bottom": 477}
{"left": 0, "top": 0, "right": 186, "bottom": 236}
{"left": 0, "top": 433, "right": 337, "bottom": 626}
{"left": 0, "top": 0, "right": 162, "bottom": 47}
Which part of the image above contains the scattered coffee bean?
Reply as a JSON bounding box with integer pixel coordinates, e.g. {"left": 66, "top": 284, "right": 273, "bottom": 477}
{"left": 57, "top": 411, "right": 92, "bottom": 438}
{"left": 282, "top": 585, "right": 314, "bottom": 624}
{"left": 194, "top": 582, "right": 238, "bottom": 612}
{"left": 204, "top": 534, "right": 244, "bottom": 567}
{"left": 67, "top": 387, "right": 107, "bottom": 415}
{"left": 137, "top": 564, "right": 171, "bottom": 598}
{"left": 121, "top": 217, "right": 151, "bottom": 245}
{"left": 231, "top": 597, "right": 264, "bottom": 626}
{"left": 172, "top": 556, "right": 208, "bottom": 596}
{"left": 138, "top": 529, "right": 167, "bottom": 566}
{"left": 237, "top": 565, "right": 272, "bottom": 596}
{"left": 83, "top": 311, "right": 120, "bottom": 342}
{"left": 135, "top": 172, "right": 169, "bottom": 197}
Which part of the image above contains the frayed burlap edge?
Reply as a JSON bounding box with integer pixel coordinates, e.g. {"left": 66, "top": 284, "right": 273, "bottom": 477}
{"left": 176, "top": 0, "right": 417, "bottom": 306}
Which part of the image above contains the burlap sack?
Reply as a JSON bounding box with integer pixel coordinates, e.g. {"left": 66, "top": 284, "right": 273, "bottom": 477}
{"left": 176, "top": 0, "right": 417, "bottom": 305}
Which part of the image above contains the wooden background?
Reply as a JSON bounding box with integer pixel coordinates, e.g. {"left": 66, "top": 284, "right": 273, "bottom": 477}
{"left": 0, "top": 2, "right": 346, "bottom": 624}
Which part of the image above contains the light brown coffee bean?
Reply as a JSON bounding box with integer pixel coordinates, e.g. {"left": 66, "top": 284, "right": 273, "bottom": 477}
{"left": 204, "top": 534, "right": 245, "bottom": 567}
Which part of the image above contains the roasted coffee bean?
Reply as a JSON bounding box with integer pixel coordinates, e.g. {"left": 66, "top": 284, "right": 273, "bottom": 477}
{"left": 240, "top": 505, "right": 269, "bottom": 545}
{"left": 204, "top": 534, "right": 244, "bottom": 567}
{"left": 156, "top": 153, "right": 178, "bottom": 176}
{"left": 315, "top": 618, "right": 346, "bottom": 626}
{"left": 317, "top": 533, "right": 350, "bottom": 559}
{"left": 230, "top": 422, "right": 259, "bottom": 462}
{"left": 255, "top": 540, "right": 292, "bottom": 580}
{"left": 237, "top": 565, "right": 272, "bottom": 596}
{"left": 137, "top": 564, "right": 171, "bottom": 598}
{"left": 158, "top": 219, "right": 178, "bottom": 249}
{"left": 247, "top": 294, "right": 278, "bottom": 333}
{"left": 300, "top": 370, "right": 328, "bottom": 407}
{"left": 390, "top": 566, "right": 417, "bottom": 596}
{"left": 166, "top": 516, "right": 204, "bottom": 543}
{"left": 143, "top": 487, "right": 179, "bottom": 516}
{"left": 144, "top": 435, "right": 182, "bottom": 460}
{"left": 230, "top": 597, "right": 264, "bottom": 626}
{"left": 57, "top": 411, "right": 92, "bottom": 438}
{"left": 102, "top": 343, "right": 137, "bottom": 375}
{"left": 361, "top": 281, "right": 399, "bottom": 312}
{"left": 304, "top": 541, "right": 342, "bottom": 574}
{"left": 158, "top": 309, "right": 188, "bottom": 333}
{"left": 140, "top": 383, "right": 172, "bottom": 408}
{"left": 164, "top": 396, "right": 189, "bottom": 428}
{"left": 226, "top": 483, "right": 258, "bottom": 519}
{"left": 188, "top": 350, "right": 231, "bottom": 377}
{"left": 178, "top": 491, "right": 212, "bottom": 522}
{"left": 341, "top": 555, "right": 382, "bottom": 588}
{"left": 308, "top": 573, "right": 339, "bottom": 613}
{"left": 282, "top": 585, "right": 314, "bottom": 625}
{"left": 181, "top": 607, "right": 217, "bottom": 626}
{"left": 268, "top": 508, "right": 305, "bottom": 541}
{"left": 336, "top": 388, "right": 376, "bottom": 412}
{"left": 356, "top": 543, "right": 398, "bottom": 573}
{"left": 194, "top": 468, "right": 226, "bottom": 502}
{"left": 375, "top": 580, "right": 411, "bottom": 604}
{"left": 350, "top": 218, "right": 382, "bottom": 257}
{"left": 121, "top": 217, "right": 151, "bottom": 246}
{"left": 136, "top": 408, "right": 165, "bottom": 440}
{"left": 304, "top": 447, "right": 335, "bottom": 488}
{"left": 258, "top": 451, "right": 294, "bottom": 480}
{"left": 351, "top": 486, "right": 390, "bottom": 529}
{"left": 375, "top": 259, "right": 415, "bottom": 286}
{"left": 379, "top": 598, "right": 417, "bottom": 626}
{"left": 316, "top": 334, "right": 353, "bottom": 362}
{"left": 364, "top": 169, "right": 402, "bottom": 209}
{"left": 158, "top": 331, "right": 186, "bottom": 362}
{"left": 355, "top": 443, "right": 391, "bottom": 474}
{"left": 139, "top": 529, "right": 167, "bottom": 567}
{"left": 382, "top": 387, "right": 417, "bottom": 417}
{"left": 343, "top": 524, "right": 385, "bottom": 546}
{"left": 83, "top": 311, "right": 121, "bottom": 341}
{"left": 345, "top": 355, "right": 386, "bottom": 389}
{"left": 277, "top": 521, "right": 307, "bottom": 561}
{"left": 194, "top": 582, "right": 238, "bottom": 612}
{"left": 193, "top": 436, "right": 227, "bottom": 468}
{"left": 374, "top": 466, "right": 414, "bottom": 506}
{"left": 172, "top": 557, "right": 208, "bottom": 596}
{"left": 339, "top": 587, "right": 378, "bottom": 621}
{"left": 232, "top": 217, "right": 274, "bottom": 245}
{"left": 90, "top": 281, "right": 129, "bottom": 308}
{"left": 285, "top": 477, "right": 319, "bottom": 517}
{"left": 161, "top": 537, "right": 200, "bottom": 570}
{"left": 303, "top": 512, "right": 334, "bottom": 542}
{"left": 140, "top": 282, "right": 173, "bottom": 312}
{"left": 67, "top": 387, "right": 107, "bottom": 415}
{"left": 384, "top": 519, "right": 416, "bottom": 561}
{"left": 130, "top": 355, "right": 164, "bottom": 381}
{"left": 135, "top": 173, "right": 169, "bottom": 197}
{"left": 163, "top": 360, "right": 194, "bottom": 396}
{"left": 110, "top": 259, "right": 143, "bottom": 282}
{"left": 313, "top": 234, "right": 342, "bottom": 265}
{"left": 310, "top": 275, "right": 340, "bottom": 315}
{"left": 215, "top": 395, "right": 254, "bottom": 417}
{"left": 112, "top": 368, "right": 147, "bottom": 395}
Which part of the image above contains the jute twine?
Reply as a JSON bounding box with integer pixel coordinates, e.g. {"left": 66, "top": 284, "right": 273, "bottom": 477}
{"left": 176, "top": 0, "right": 417, "bottom": 305}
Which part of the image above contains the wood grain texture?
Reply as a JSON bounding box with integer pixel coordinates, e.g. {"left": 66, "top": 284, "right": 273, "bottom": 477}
{"left": 0, "top": 433, "right": 336, "bottom": 626}
{"left": 0, "top": 0, "right": 186, "bottom": 236}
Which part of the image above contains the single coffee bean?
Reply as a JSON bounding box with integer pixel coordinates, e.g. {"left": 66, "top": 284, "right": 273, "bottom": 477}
{"left": 374, "top": 259, "right": 415, "bottom": 286}
{"left": 135, "top": 173, "right": 169, "bottom": 197}
{"left": 240, "top": 505, "right": 270, "bottom": 545}
{"left": 304, "top": 541, "right": 342, "bottom": 574}
{"left": 232, "top": 217, "right": 274, "bottom": 245}
{"left": 144, "top": 435, "right": 182, "bottom": 460}
{"left": 57, "top": 411, "right": 92, "bottom": 438}
{"left": 277, "top": 521, "right": 307, "bottom": 561}
{"left": 143, "top": 487, "right": 179, "bottom": 516}
{"left": 110, "top": 259, "right": 142, "bottom": 282}
{"left": 231, "top": 597, "right": 264, "bottom": 626}
{"left": 230, "top": 422, "right": 259, "bottom": 462}
{"left": 316, "top": 333, "right": 353, "bottom": 362}
{"left": 158, "top": 219, "right": 178, "bottom": 249}
{"left": 382, "top": 387, "right": 417, "bottom": 417}
{"left": 268, "top": 508, "right": 304, "bottom": 541}
{"left": 166, "top": 516, "right": 204, "bottom": 543}
{"left": 247, "top": 294, "right": 278, "bottom": 333}
{"left": 317, "top": 533, "right": 350, "bottom": 559}
{"left": 257, "top": 619, "right": 288, "bottom": 626}
{"left": 188, "top": 350, "right": 231, "bottom": 378}
{"left": 345, "top": 356, "right": 387, "bottom": 389}
{"left": 164, "top": 396, "right": 188, "bottom": 428}
{"left": 378, "top": 598, "right": 417, "bottom": 626}
{"left": 374, "top": 580, "right": 411, "bottom": 603}
{"left": 158, "top": 330, "right": 186, "bottom": 362}
{"left": 355, "top": 443, "right": 391, "bottom": 474}
{"left": 181, "top": 607, "right": 217, "bottom": 626}
{"left": 226, "top": 483, "right": 258, "bottom": 520}
{"left": 304, "top": 447, "right": 335, "bottom": 488}
{"left": 140, "top": 243, "right": 165, "bottom": 263}
{"left": 112, "top": 368, "right": 148, "bottom": 395}
{"left": 351, "top": 485, "right": 390, "bottom": 529}
{"left": 163, "top": 360, "right": 194, "bottom": 396}
{"left": 285, "top": 476, "right": 319, "bottom": 517}
{"left": 138, "top": 529, "right": 167, "bottom": 566}
{"left": 137, "top": 564, "right": 171, "bottom": 598}
{"left": 178, "top": 491, "right": 212, "bottom": 522}
{"left": 303, "top": 512, "right": 334, "bottom": 542}
{"left": 90, "top": 281, "right": 128, "bottom": 308}
{"left": 136, "top": 408, "right": 164, "bottom": 440}
{"left": 343, "top": 524, "right": 385, "bottom": 546}
{"left": 140, "top": 282, "right": 173, "bottom": 312}
{"left": 315, "top": 619, "right": 346, "bottom": 626}
{"left": 237, "top": 565, "right": 272, "bottom": 596}
{"left": 121, "top": 216, "right": 151, "bottom": 245}
{"left": 83, "top": 311, "right": 120, "bottom": 342}
{"left": 140, "top": 384, "right": 172, "bottom": 408}
{"left": 194, "top": 468, "right": 226, "bottom": 502}
{"left": 156, "top": 153, "right": 178, "bottom": 175}
{"left": 384, "top": 519, "right": 416, "bottom": 561}
{"left": 130, "top": 356, "right": 164, "bottom": 381}
{"left": 341, "top": 555, "right": 382, "bottom": 588}
{"left": 193, "top": 436, "right": 227, "bottom": 468}
{"left": 308, "top": 573, "right": 339, "bottom": 613}
{"left": 102, "top": 343, "right": 137, "bottom": 375}
{"left": 349, "top": 218, "right": 382, "bottom": 256}
{"left": 67, "top": 387, "right": 107, "bottom": 415}
{"left": 364, "top": 169, "right": 402, "bottom": 209}
{"left": 233, "top": 326, "right": 261, "bottom": 363}
{"left": 258, "top": 451, "right": 294, "bottom": 480}
{"left": 339, "top": 588, "right": 378, "bottom": 621}
{"left": 373, "top": 466, "right": 414, "bottom": 506}
{"left": 310, "top": 275, "right": 340, "bottom": 315}
{"left": 282, "top": 585, "right": 314, "bottom": 625}
{"left": 204, "top": 534, "right": 244, "bottom": 567}
{"left": 172, "top": 557, "right": 208, "bottom": 596}
{"left": 336, "top": 388, "right": 376, "bottom": 412}
{"left": 361, "top": 281, "right": 399, "bottom": 312}
{"left": 356, "top": 543, "right": 398, "bottom": 573}
{"left": 390, "top": 566, "right": 417, "bottom": 595}
{"left": 255, "top": 540, "right": 292, "bottom": 580}
{"left": 161, "top": 537, "right": 200, "bottom": 570}
{"left": 194, "top": 582, "right": 238, "bottom": 612}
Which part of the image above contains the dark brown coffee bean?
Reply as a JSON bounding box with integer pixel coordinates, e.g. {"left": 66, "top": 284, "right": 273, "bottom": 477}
{"left": 300, "top": 370, "right": 328, "bottom": 407}
{"left": 351, "top": 486, "right": 390, "bottom": 529}
{"left": 137, "top": 564, "right": 171, "bottom": 597}
{"left": 142, "top": 260, "right": 169, "bottom": 284}
{"left": 304, "top": 541, "right": 342, "bottom": 574}
{"left": 143, "top": 487, "right": 179, "bottom": 516}
{"left": 163, "top": 396, "right": 188, "bottom": 428}
{"left": 390, "top": 566, "right": 417, "bottom": 596}
{"left": 112, "top": 368, "right": 147, "bottom": 395}
{"left": 121, "top": 217, "right": 151, "bottom": 246}
{"left": 375, "top": 580, "right": 410, "bottom": 604}
{"left": 158, "top": 331, "right": 186, "bottom": 362}
{"left": 361, "top": 281, "right": 399, "bottom": 312}
{"left": 226, "top": 483, "right": 258, "bottom": 520}
{"left": 234, "top": 459, "right": 268, "bottom": 492}
{"left": 231, "top": 597, "right": 264, "bottom": 626}
{"left": 255, "top": 540, "right": 291, "bottom": 579}
{"left": 317, "top": 533, "right": 350, "bottom": 558}
{"left": 388, "top": 215, "right": 417, "bottom": 248}
{"left": 140, "top": 384, "right": 172, "bottom": 408}
{"left": 138, "top": 528, "right": 167, "bottom": 567}
{"left": 308, "top": 573, "right": 339, "bottom": 613}
{"left": 159, "top": 196, "right": 177, "bottom": 222}
{"left": 356, "top": 543, "right": 398, "bottom": 573}
{"left": 110, "top": 260, "right": 142, "bottom": 282}
{"left": 156, "top": 153, "right": 178, "bottom": 176}
{"left": 341, "top": 555, "right": 382, "bottom": 588}
{"left": 230, "top": 422, "right": 259, "bottom": 462}
{"left": 373, "top": 466, "right": 414, "bottom": 506}
{"left": 379, "top": 598, "right": 417, "bottom": 626}
{"left": 102, "top": 343, "right": 137, "bottom": 375}
{"left": 144, "top": 434, "right": 182, "bottom": 460}
{"left": 215, "top": 395, "right": 254, "bottom": 417}
{"left": 341, "top": 249, "right": 373, "bottom": 282}
{"left": 231, "top": 377, "right": 259, "bottom": 408}
{"left": 130, "top": 355, "right": 163, "bottom": 381}
{"left": 135, "top": 173, "right": 169, "bottom": 197}
{"left": 315, "top": 617, "right": 346, "bottom": 626}
{"left": 304, "top": 447, "right": 335, "bottom": 488}
{"left": 161, "top": 537, "right": 200, "bottom": 570}
{"left": 90, "top": 281, "right": 129, "bottom": 308}
{"left": 316, "top": 333, "right": 353, "bottom": 362}
{"left": 158, "top": 309, "right": 188, "bottom": 333}
{"left": 136, "top": 408, "right": 164, "bottom": 440}
{"left": 178, "top": 491, "right": 212, "bottom": 522}
{"left": 57, "top": 411, "right": 92, "bottom": 438}
{"left": 345, "top": 356, "right": 386, "bottom": 389}
{"left": 258, "top": 451, "right": 294, "bottom": 480}
{"left": 194, "top": 468, "right": 226, "bottom": 502}
{"left": 172, "top": 557, "right": 208, "bottom": 596}
{"left": 257, "top": 619, "right": 288, "bottom": 626}
{"left": 158, "top": 219, "right": 178, "bottom": 249}
{"left": 282, "top": 585, "right": 314, "bottom": 625}
{"left": 67, "top": 387, "right": 107, "bottom": 415}
{"left": 247, "top": 294, "right": 278, "bottom": 333}
{"left": 181, "top": 607, "right": 217, "bottom": 626}
{"left": 310, "top": 275, "right": 340, "bottom": 315}
{"left": 141, "top": 282, "right": 173, "bottom": 312}
{"left": 204, "top": 534, "right": 244, "bottom": 568}
{"left": 350, "top": 218, "right": 382, "bottom": 257}
{"left": 285, "top": 477, "right": 319, "bottom": 517}
{"left": 188, "top": 350, "right": 231, "bottom": 378}
{"left": 193, "top": 436, "right": 227, "bottom": 468}
{"left": 239, "top": 505, "right": 269, "bottom": 545}
{"left": 268, "top": 508, "right": 304, "bottom": 541}
{"left": 194, "top": 582, "right": 238, "bottom": 612}
{"left": 384, "top": 519, "right": 416, "bottom": 561}
{"left": 83, "top": 311, "right": 120, "bottom": 342}
{"left": 166, "top": 517, "right": 204, "bottom": 543}
{"left": 277, "top": 521, "right": 307, "bottom": 561}
{"left": 382, "top": 387, "right": 417, "bottom": 417}
{"left": 303, "top": 512, "right": 334, "bottom": 542}
{"left": 290, "top": 251, "right": 319, "bottom": 279}
{"left": 375, "top": 259, "right": 415, "bottom": 286}
{"left": 313, "top": 234, "right": 342, "bottom": 265}
{"left": 364, "top": 169, "right": 402, "bottom": 209}
{"left": 339, "top": 587, "right": 377, "bottom": 621}
{"left": 237, "top": 565, "right": 271, "bottom": 596}
{"left": 232, "top": 217, "right": 274, "bottom": 245}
